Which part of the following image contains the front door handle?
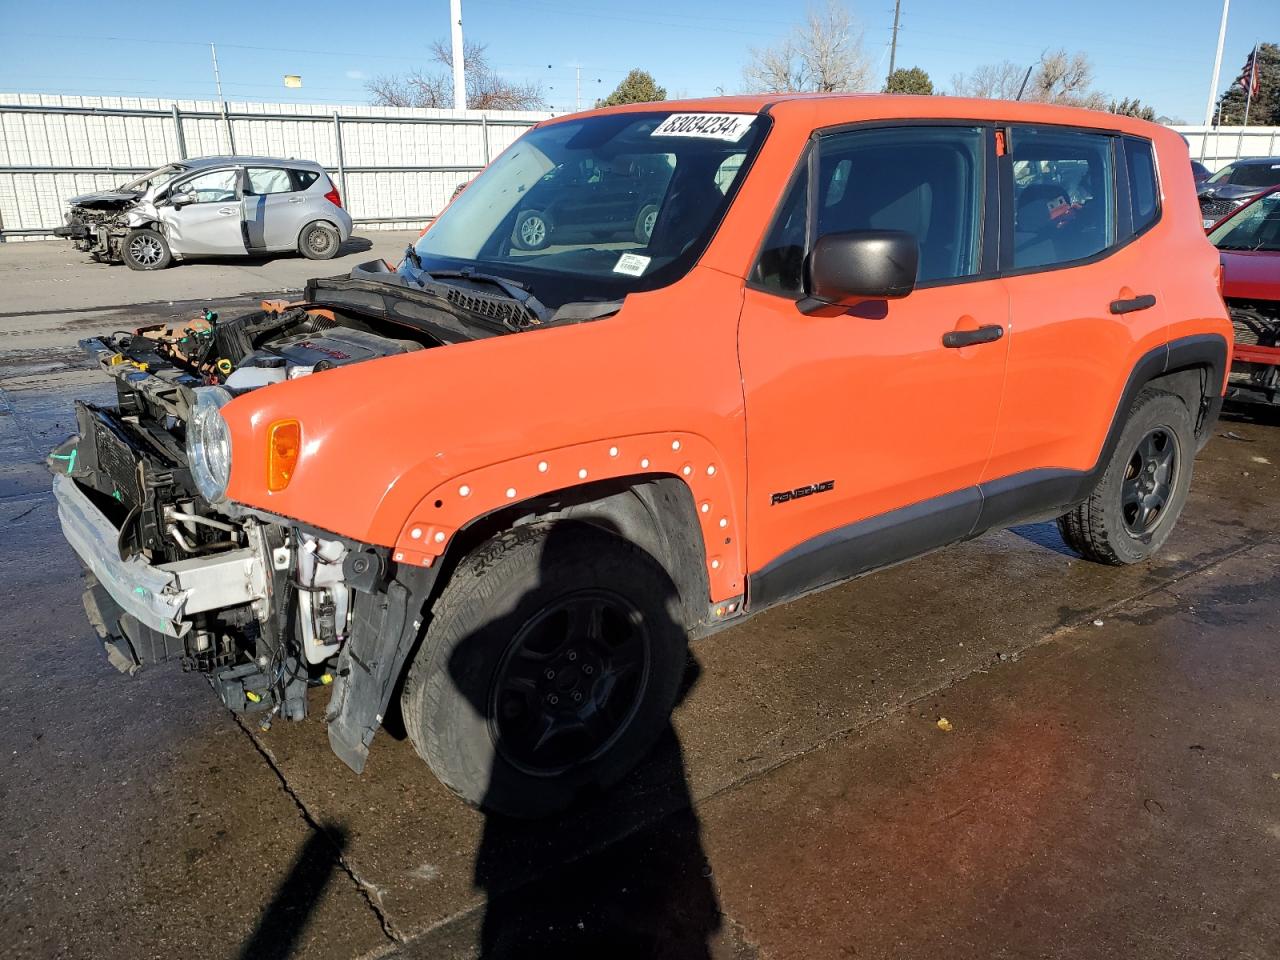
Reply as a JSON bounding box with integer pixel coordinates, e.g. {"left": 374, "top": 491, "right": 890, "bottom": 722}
{"left": 943, "top": 324, "right": 1005, "bottom": 348}
{"left": 1110, "top": 294, "right": 1157, "bottom": 315}
{"left": 217, "top": 207, "right": 237, "bottom": 216}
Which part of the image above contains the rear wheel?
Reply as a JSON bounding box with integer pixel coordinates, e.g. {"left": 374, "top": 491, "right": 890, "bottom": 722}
{"left": 299, "top": 221, "right": 341, "bottom": 259}
{"left": 401, "top": 522, "right": 687, "bottom": 818}
{"left": 1057, "top": 388, "right": 1194, "bottom": 565}
{"left": 121, "top": 228, "right": 171, "bottom": 270}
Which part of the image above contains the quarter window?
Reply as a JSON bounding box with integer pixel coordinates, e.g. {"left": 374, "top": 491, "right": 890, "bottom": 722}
{"left": 246, "top": 167, "right": 294, "bottom": 195}
{"left": 1009, "top": 127, "right": 1114, "bottom": 269}
{"left": 1123, "top": 136, "right": 1159, "bottom": 234}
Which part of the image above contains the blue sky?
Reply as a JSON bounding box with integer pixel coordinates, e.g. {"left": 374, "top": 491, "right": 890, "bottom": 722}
{"left": 0, "top": 0, "right": 1275, "bottom": 121}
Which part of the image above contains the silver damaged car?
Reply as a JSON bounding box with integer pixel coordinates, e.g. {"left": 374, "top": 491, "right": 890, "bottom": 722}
{"left": 54, "top": 156, "right": 354, "bottom": 270}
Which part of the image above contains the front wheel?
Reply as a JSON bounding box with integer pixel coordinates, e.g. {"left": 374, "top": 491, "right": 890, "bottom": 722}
{"left": 1057, "top": 387, "right": 1195, "bottom": 565}
{"left": 634, "top": 203, "right": 659, "bottom": 244}
{"left": 512, "top": 209, "right": 552, "bottom": 250}
{"left": 121, "top": 228, "right": 171, "bottom": 270}
{"left": 401, "top": 522, "right": 688, "bottom": 818}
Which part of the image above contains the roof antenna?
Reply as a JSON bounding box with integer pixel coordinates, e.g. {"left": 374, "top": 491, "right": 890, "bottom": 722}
{"left": 1015, "top": 64, "right": 1034, "bottom": 101}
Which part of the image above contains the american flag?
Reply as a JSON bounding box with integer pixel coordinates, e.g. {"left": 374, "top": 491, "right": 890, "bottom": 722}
{"left": 1237, "top": 48, "right": 1260, "bottom": 98}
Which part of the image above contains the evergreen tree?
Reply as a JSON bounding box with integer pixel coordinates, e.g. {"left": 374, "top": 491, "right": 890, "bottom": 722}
{"left": 1215, "top": 42, "right": 1279, "bottom": 125}
{"left": 885, "top": 66, "right": 933, "bottom": 95}
{"left": 597, "top": 69, "right": 667, "bottom": 107}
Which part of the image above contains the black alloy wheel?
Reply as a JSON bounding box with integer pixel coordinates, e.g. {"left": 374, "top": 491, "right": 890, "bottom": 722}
{"left": 489, "top": 589, "right": 650, "bottom": 776}
{"left": 1121, "top": 427, "right": 1179, "bottom": 535}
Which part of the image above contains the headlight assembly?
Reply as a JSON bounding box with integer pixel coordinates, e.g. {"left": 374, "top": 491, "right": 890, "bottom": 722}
{"left": 187, "top": 386, "right": 233, "bottom": 503}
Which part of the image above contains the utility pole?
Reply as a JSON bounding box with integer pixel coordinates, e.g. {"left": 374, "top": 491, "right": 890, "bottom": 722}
{"left": 575, "top": 65, "right": 581, "bottom": 112}
{"left": 887, "top": 0, "right": 902, "bottom": 80}
{"left": 1203, "top": 0, "right": 1230, "bottom": 127}
{"left": 450, "top": 0, "right": 466, "bottom": 111}
{"left": 210, "top": 42, "right": 235, "bottom": 155}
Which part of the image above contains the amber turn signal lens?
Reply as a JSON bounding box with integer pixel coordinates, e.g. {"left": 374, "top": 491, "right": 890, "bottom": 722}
{"left": 267, "top": 419, "right": 301, "bottom": 492}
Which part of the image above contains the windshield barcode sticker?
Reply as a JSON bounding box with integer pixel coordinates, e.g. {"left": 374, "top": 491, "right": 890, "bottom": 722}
{"left": 651, "top": 113, "right": 756, "bottom": 142}
{"left": 613, "top": 252, "right": 651, "bottom": 276}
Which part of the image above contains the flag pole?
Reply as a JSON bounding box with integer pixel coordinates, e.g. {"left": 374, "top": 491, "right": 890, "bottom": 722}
{"left": 1201, "top": 0, "right": 1230, "bottom": 161}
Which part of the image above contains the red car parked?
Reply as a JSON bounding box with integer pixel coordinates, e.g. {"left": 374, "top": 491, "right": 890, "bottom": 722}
{"left": 1211, "top": 187, "right": 1280, "bottom": 404}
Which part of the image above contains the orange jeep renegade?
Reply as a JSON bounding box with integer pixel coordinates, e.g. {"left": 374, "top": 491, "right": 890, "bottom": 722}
{"left": 51, "top": 96, "right": 1231, "bottom": 816}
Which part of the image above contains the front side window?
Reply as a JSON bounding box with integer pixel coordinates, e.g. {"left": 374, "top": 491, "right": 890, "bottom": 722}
{"left": 1010, "top": 127, "right": 1114, "bottom": 269}
{"left": 411, "top": 111, "right": 770, "bottom": 310}
{"left": 180, "top": 169, "right": 239, "bottom": 204}
{"left": 752, "top": 125, "right": 986, "bottom": 297}
{"left": 246, "top": 167, "right": 293, "bottom": 195}
{"left": 1209, "top": 191, "right": 1280, "bottom": 252}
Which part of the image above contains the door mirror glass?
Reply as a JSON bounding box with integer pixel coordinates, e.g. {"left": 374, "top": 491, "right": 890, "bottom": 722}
{"left": 799, "top": 230, "right": 918, "bottom": 314}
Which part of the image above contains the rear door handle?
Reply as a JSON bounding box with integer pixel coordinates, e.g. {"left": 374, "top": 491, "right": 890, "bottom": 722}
{"left": 942, "top": 324, "right": 1005, "bottom": 348}
{"left": 287, "top": 196, "right": 304, "bottom": 203}
{"left": 1110, "top": 294, "right": 1157, "bottom": 315}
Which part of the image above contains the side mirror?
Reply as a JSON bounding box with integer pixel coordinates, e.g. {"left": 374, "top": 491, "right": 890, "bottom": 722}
{"left": 798, "top": 230, "right": 919, "bottom": 315}
{"left": 169, "top": 190, "right": 195, "bottom": 207}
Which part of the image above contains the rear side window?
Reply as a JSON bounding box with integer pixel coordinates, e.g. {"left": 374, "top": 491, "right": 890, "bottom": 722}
{"left": 291, "top": 169, "right": 321, "bottom": 191}
{"left": 1123, "top": 136, "right": 1159, "bottom": 234}
{"left": 1009, "top": 126, "right": 1115, "bottom": 269}
{"left": 752, "top": 125, "right": 986, "bottom": 295}
{"left": 245, "top": 167, "right": 293, "bottom": 195}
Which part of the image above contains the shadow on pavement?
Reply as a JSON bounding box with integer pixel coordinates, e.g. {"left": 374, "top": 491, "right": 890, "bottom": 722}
{"left": 447, "top": 523, "right": 723, "bottom": 959}
{"left": 237, "top": 824, "right": 348, "bottom": 960}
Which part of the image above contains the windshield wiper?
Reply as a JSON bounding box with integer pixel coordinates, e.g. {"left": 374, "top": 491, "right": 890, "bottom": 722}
{"left": 403, "top": 244, "right": 423, "bottom": 269}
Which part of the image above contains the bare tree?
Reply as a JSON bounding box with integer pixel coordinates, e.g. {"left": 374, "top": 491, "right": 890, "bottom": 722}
{"left": 951, "top": 60, "right": 1026, "bottom": 100}
{"left": 952, "top": 49, "right": 1107, "bottom": 109}
{"left": 367, "top": 40, "right": 546, "bottom": 110}
{"left": 1029, "top": 49, "right": 1107, "bottom": 109}
{"left": 743, "top": 1, "right": 872, "bottom": 94}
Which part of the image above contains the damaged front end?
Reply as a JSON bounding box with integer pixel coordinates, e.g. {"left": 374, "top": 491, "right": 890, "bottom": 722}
{"left": 52, "top": 191, "right": 150, "bottom": 261}
{"left": 47, "top": 291, "right": 473, "bottom": 769}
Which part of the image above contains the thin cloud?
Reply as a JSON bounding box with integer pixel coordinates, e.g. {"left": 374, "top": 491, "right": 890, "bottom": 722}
{"left": 345, "top": 69, "right": 365, "bottom": 80}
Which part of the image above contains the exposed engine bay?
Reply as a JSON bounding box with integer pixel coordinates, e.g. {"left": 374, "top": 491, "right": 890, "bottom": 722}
{"left": 1227, "top": 297, "right": 1280, "bottom": 403}
{"left": 53, "top": 192, "right": 147, "bottom": 261}
{"left": 47, "top": 267, "right": 502, "bottom": 745}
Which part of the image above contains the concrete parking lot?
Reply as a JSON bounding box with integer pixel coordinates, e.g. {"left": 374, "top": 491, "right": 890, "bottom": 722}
{"left": 2, "top": 238, "right": 1278, "bottom": 960}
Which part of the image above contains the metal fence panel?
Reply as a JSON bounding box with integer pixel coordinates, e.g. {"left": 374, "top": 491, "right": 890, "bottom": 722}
{"left": 1172, "top": 125, "right": 1280, "bottom": 172}
{"left": 0, "top": 92, "right": 549, "bottom": 239}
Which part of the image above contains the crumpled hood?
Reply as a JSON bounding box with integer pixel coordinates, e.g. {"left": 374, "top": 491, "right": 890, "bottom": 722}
{"left": 1198, "top": 182, "right": 1268, "bottom": 203}
{"left": 68, "top": 190, "right": 140, "bottom": 208}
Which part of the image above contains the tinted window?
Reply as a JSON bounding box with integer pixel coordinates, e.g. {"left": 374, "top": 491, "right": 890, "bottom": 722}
{"left": 180, "top": 169, "right": 238, "bottom": 203}
{"left": 817, "top": 126, "right": 985, "bottom": 283}
{"left": 1124, "top": 136, "right": 1159, "bottom": 234}
{"left": 752, "top": 157, "right": 809, "bottom": 295}
{"left": 1010, "top": 127, "right": 1114, "bottom": 269}
{"left": 752, "top": 126, "right": 986, "bottom": 295}
{"left": 246, "top": 167, "right": 293, "bottom": 195}
{"left": 291, "top": 169, "right": 321, "bottom": 191}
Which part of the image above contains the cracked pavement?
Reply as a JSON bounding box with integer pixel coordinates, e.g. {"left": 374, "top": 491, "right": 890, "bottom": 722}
{"left": 2, "top": 239, "right": 1279, "bottom": 959}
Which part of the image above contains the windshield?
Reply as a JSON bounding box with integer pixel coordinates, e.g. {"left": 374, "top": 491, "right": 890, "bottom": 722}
{"left": 1210, "top": 192, "right": 1280, "bottom": 252}
{"left": 1207, "top": 161, "right": 1280, "bottom": 189}
{"left": 118, "top": 163, "right": 187, "bottom": 193}
{"left": 410, "top": 110, "right": 770, "bottom": 310}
